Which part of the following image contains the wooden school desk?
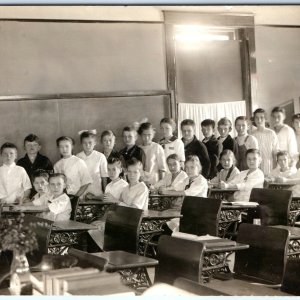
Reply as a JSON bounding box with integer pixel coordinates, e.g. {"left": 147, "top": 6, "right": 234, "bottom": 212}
{"left": 148, "top": 194, "right": 181, "bottom": 211}
{"left": 208, "top": 188, "right": 238, "bottom": 201}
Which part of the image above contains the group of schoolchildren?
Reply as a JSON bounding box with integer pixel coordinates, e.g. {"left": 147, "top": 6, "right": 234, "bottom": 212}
{"left": 1, "top": 106, "right": 300, "bottom": 240}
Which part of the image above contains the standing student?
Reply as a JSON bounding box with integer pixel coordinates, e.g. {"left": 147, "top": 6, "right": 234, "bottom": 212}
{"left": 138, "top": 122, "right": 167, "bottom": 185}
{"left": 252, "top": 108, "right": 279, "bottom": 175}
{"left": 271, "top": 106, "right": 298, "bottom": 167}
{"left": 76, "top": 130, "right": 108, "bottom": 199}
{"left": 54, "top": 136, "right": 92, "bottom": 197}
{"left": 234, "top": 116, "right": 259, "bottom": 171}
{"left": 0, "top": 142, "right": 32, "bottom": 204}
{"left": 100, "top": 130, "right": 121, "bottom": 161}
{"left": 201, "top": 119, "right": 220, "bottom": 179}
{"left": 159, "top": 118, "right": 185, "bottom": 167}
{"left": 292, "top": 113, "right": 300, "bottom": 169}
{"left": 181, "top": 119, "right": 211, "bottom": 179}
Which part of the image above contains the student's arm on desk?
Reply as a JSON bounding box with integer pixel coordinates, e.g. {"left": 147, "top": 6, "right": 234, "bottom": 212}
{"left": 22, "top": 189, "right": 32, "bottom": 203}
{"left": 276, "top": 176, "right": 300, "bottom": 184}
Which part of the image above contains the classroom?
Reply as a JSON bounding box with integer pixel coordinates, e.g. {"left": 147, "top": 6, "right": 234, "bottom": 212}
{"left": 0, "top": 4, "right": 300, "bottom": 296}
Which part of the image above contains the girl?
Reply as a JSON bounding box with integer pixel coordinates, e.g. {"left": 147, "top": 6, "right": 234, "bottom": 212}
{"left": 159, "top": 118, "right": 185, "bottom": 167}
{"left": 251, "top": 108, "right": 279, "bottom": 175}
{"left": 54, "top": 136, "right": 92, "bottom": 197}
{"left": 100, "top": 130, "right": 121, "bottom": 161}
{"left": 138, "top": 122, "right": 167, "bottom": 185}
{"left": 76, "top": 130, "right": 108, "bottom": 199}
{"left": 234, "top": 116, "right": 259, "bottom": 171}
{"left": 210, "top": 150, "right": 240, "bottom": 188}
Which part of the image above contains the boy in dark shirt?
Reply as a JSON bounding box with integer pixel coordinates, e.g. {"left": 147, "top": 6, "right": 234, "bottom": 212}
{"left": 180, "top": 119, "right": 210, "bottom": 178}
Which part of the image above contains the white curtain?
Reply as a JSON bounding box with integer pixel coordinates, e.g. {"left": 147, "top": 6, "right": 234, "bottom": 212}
{"left": 178, "top": 101, "right": 247, "bottom": 140}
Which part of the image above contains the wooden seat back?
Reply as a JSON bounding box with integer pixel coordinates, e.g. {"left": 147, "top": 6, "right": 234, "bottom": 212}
{"left": 281, "top": 258, "right": 300, "bottom": 295}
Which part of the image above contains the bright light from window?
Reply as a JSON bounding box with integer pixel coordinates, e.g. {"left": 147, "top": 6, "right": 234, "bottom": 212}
{"left": 175, "top": 33, "right": 229, "bottom": 42}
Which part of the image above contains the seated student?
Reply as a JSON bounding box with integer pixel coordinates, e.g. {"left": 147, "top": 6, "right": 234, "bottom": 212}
{"left": 220, "top": 149, "right": 264, "bottom": 202}
{"left": 210, "top": 150, "right": 240, "bottom": 188}
{"left": 119, "top": 158, "right": 149, "bottom": 211}
{"left": 234, "top": 116, "right": 259, "bottom": 171}
{"left": 181, "top": 119, "right": 211, "bottom": 178}
{"left": 119, "top": 126, "right": 146, "bottom": 169}
{"left": 33, "top": 173, "right": 71, "bottom": 221}
{"left": 17, "top": 134, "right": 53, "bottom": 182}
{"left": 159, "top": 118, "right": 185, "bottom": 168}
{"left": 76, "top": 130, "right": 108, "bottom": 200}
{"left": 217, "top": 117, "right": 238, "bottom": 170}
{"left": 201, "top": 119, "right": 220, "bottom": 179}
{"left": 54, "top": 136, "right": 92, "bottom": 197}
{"left": 0, "top": 142, "right": 32, "bottom": 204}
{"left": 266, "top": 151, "right": 297, "bottom": 182}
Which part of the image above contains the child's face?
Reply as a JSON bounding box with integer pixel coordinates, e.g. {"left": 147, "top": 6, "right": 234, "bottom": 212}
{"left": 185, "top": 161, "right": 200, "bottom": 178}
{"left": 107, "top": 163, "right": 122, "bottom": 181}
{"left": 123, "top": 131, "right": 137, "bottom": 147}
{"left": 293, "top": 119, "right": 300, "bottom": 134}
{"left": 277, "top": 155, "right": 289, "bottom": 169}
{"left": 160, "top": 123, "right": 173, "bottom": 139}
{"left": 272, "top": 112, "right": 285, "bottom": 127}
{"left": 1, "top": 148, "right": 17, "bottom": 165}
{"left": 220, "top": 154, "right": 234, "bottom": 170}
{"left": 49, "top": 177, "right": 66, "bottom": 198}
{"left": 254, "top": 113, "right": 266, "bottom": 128}
{"left": 167, "top": 158, "right": 181, "bottom": 175}
{"left": 33, "top": 176, "right": 49, "bottom": 195}
{"left": 218, "top": 124, "right": 230, "bottom": 138}
{"left": 246, "top": 153, "right": 261, "bottom": 170}
{"left": 58, "top": 140, "right": 73, "bottom": 158}
{"left": 82, "top": 137, "right": 96, "bottom": 154}
{"left": 235, "top": 120, "right": 248, "bottom": 136}
{"left": 24, "top": 141, "right": 41, "bottom": 156}
{"left": 127, "top": 165, "right": 141, "bottom": 184}
{"left": 102, "top": 135, "right": 115, "bottom": 150}
{"left": 141, "top": 129, "right": 155, "bottom": 146}
{"left": 181, "top": 125, "right": 194, "bottom": 141}
{"left": 201, "top": 126, "right": 214, "bottom": 138}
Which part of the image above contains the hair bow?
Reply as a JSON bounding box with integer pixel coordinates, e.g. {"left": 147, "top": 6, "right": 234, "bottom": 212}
{"left": 78, "top": 129, "right": 97, "bottom": 136}
{"left": 131, "top": 118, "right": 149, "bottom": 131}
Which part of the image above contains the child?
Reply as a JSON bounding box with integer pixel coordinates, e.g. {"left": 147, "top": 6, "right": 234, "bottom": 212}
{"left": 54, "top": 136, "right": 92, "bottom": 197}
{"left": 210, "top": 150, "right": 240, "bottom": 188}
{"left": 181, "top": 119, "right": 210, "bottom": 178}
{"left": 0, "top": 143, "right": 32, "bottom": 204}
{"left": 100, "top": 130, "right": 121, "bottom": 161}
{"left": 251, "top": 108, "right": 279, "bottom": 175}
{"left": 17, "top": 134, "right": 53, "bottom": 182}
{"left": 220, "top": 149, "right": 264, "bottom": 202}
{"left": 159, "top": 118, "right": 185, "bottom": 167}
{"left": 138, "top": 122, "right": 167, "bottom": 185}
{"left": 292, "top": 113, "right": 300, "bottom": 168}
{"left": 76, "top": 130, "right": 108, "bottom": 200}
{"left": 234, "top": 116, "right": 259, "bottom": 171}
{"left": 201, "top": 119, "right": 220, "bottom": 179}
{"left": 33, "top": 173, "right": 71, "bottom": 221}
{"left": 271, "top": 107, "right": 298, "bottom": 167}
{"left": 267, "top": 151, "right": 297, "bottom": 182}
{"left": 119, "top": 126, "right": 145, "bottom": 169}
{"left": 30, "top": 169, "right": 50, "bottom": 206}
{"left": 217, "top": 117, "right": 239, "bottom": 170}
{"left": 276, "top": 166, "right": 300, "bottom": 197}
{"left": 119, "top": 158, "right": 149, "bottom": 210}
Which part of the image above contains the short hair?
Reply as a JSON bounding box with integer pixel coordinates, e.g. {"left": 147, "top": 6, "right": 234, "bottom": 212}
{"left": 253, "top": 108, "right": 266, "bottom": 118}
{"left": 107, "top": 157, "right": 122, "bottom": 168}
{"left": 80, "top": 131, "right": 97, "bottom": 143}
{"left": 137, "top": 122, "right": 154, "bottom": 135}
{"left": 184, "top": 155, "right": 202, "bottom": 173}
{"left": 276, "top": 150, "right": 289, "bottom": 160}
{"left": 101, "top": 130, "right": 115, "bottom": 142}
{"left": 122, "top": 126, "right": 137, "bottom": 135}
{"left": 245, "top": 148, "right": 261, "bottom": 157}
{"left": 49, "top": 173, "right": 67, "bottom": 184}
{"left": 24, "top": 134, "right": 41, "bottom": 146}
{"left": 292, "top": 113, "right": 300, "bottom": 122}
{"left": 201, "top": 119, "right": 215, "bottom": 129}
{"left": 32, "top": 169, "right": 50, "bottom": 182}
{"left": 271, "top": 106, "right": 286, "bottom": 115}
{"left": 1, "top": 142, "right": 17, "bottom": 154}
{"left": 56, "top": 136, "right": 74, "bottom": 147}
{"left": 127, "top": 158, "right": 143, "bottom": 170}
{"left": 180, "top": 119, "right": 195, "bottom": 129}
{"left": 166, "top": 153, "right": 180, "bottom": 163}
{"left": 218, "top": 117, "right": 232, "bottom": 128}
{"left": 219, "top": 149, "right": 236, "bottom": 163}
{"left": 160, "top": 118, "right": 176, "bottom": 132}
{"left": 235, "top": 116, "right": 248, "bottom": 126}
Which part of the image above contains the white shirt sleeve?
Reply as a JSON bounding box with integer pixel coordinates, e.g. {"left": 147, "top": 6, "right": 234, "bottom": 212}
{"left": 48, "top": 194, "right": 72, "bottom": 221}
{"left": 156, "top": 144, "right": 167, "bottom": 172}
{"left": 78, "top": 160, "right": 93, "bottom": 186}
{"left": 21, "top": 169, "right": 32, "bottom": 191}
{"left": 248, "top": 135, "right": 259, "bottom": 150}
{"left": 99, "top": 155, "right": 108, "bottom": 178}
{"left": 177, "top": 139, "right": 186, "bottom": 162}
{"left": 131, "top": 186, "right": 149, "bottom": 210}
{"left": 184, "top": 176, "right": 208, "bottom": 197}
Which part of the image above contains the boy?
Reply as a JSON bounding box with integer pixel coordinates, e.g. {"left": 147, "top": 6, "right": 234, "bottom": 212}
{"left": 30, "top": 169, "right": 50, "bottom": 205}
{"left": 217, "top": 118, "right": 238, "bottom": 170}
{"left": 0, "top": 142, "right": 32, "bottom": 204}
{"left": 201, "top": 119, "right": 220, "bottom": 179}
{"left": 220, "top": 149, "right": 264, "bottom": 202}
{"left": 181, "top": 119, "right": 211, "bottom": 179}
{"left": 17, "top": 134, "right": 53, "bottom": 182}
{"left": 119, "top": 158, "right": 149, "bottom": 211}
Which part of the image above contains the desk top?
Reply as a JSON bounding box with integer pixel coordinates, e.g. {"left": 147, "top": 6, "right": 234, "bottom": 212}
{"left": 209, "top": 188, "right": 238, "bottom": 193}
{"left": 142, "top": 210, "right": 182, "bottom": 220}
{"left": 271, "top": 225, "right": 300, "bottom": 239}
{"left": 149, "top": 194, "right": 181, "bottom": 198}
{"left": 2, "top": 205, "right": 49, "bottom": 213}
{"left": 78, "top": 200, "right": 115, "bottom": 206}
{"left": 203, "top": 242, "right": 249, "bottom": 254}
{"left": 52, "top": 220, "right": 97, "bottom": 231}
{"left": 222, "top": 202, "right": 258, "bottom": 210}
